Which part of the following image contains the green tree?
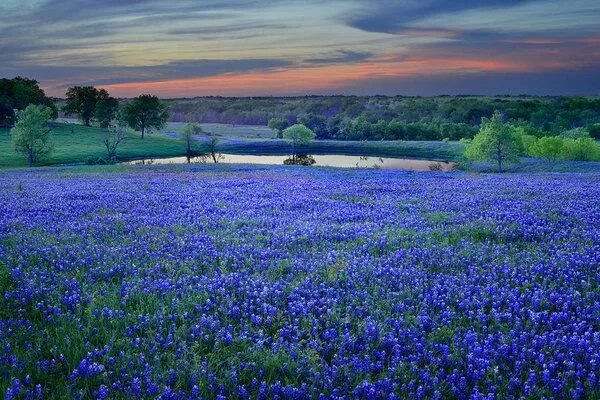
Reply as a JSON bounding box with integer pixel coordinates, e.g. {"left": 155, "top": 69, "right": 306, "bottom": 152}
{"left": 63, "top": 86, "right": 109, "bottom": 126}
{"left": 11, "top": 105, "right": 54, "bottom": 167}
{"left": 465, "top": 111, "right": 522, "bottom": 172}
{"left": 561, "top": 137, "right": 600, "bottom": 161}
{"left": 513, "top": 126, "right": 538, "bottom": 155}
{"left": 530, "top": 136, "right": 563, "bottom": 164}
{"left": 283, "top": 124, "right": 315, "bottom": 163}
{"left": 561, "top": 127, "right": 590, "bottom": 140}
{"left": 180, "top": 123, "right": 203, "bottom": 159}
{"left": 298, "top": 113, "right": 326, "bottom": 139}
{"left": 268, "top": 118, "right": 289, "bottom": 139}
{"left": 95, "top": 97, "right": 120, "bottom": 128}
{"left": 589, "top": 124, "right": 600, "bottom": 140}
{"left": 0, "top": 77, "right": 56, "bottom": 126}
{"left": 122, "top": 95, "right": 169, "bottom": 139}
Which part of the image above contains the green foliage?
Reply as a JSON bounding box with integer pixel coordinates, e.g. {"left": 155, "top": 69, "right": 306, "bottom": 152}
{"left": 267, "top": 118, "right": 289, "bottom": 138}
{"left": 11, "top": 105, "right": 54, "bottom": 166}
{"left": 589, "top": 124, "right": 600, "bottom": 140}
{"left": 179, "top": 123, "right": 203, "bottom": 156}
{"left": 121, "top": 95, "right": 169, "bottom": 139}
{"left": 63, "top": 86, "right": 109, "bottom": 126}
{"left": 0, "top": 77, "right": 56, "bottom": 125}
{"left": 164, "top": 95, "right": 600, "bottom": 141}
{"left": 465, "top": 111, "right": 522, "bottom": 172}
{"left": 519, "top": 133, "right": 539, "bottom": 156}
{"left": 530, "top": 136, "right": 563, "bottom": 164}
{"left": 561, "top": 137, "right": 600, "bottom": 161}
{"left": 298, "top": 113, "right": 327, "bottom": 138}
{"left": 561, "top": 127, "right": 590, "bottom": 140}
{"left": 0, "top": 123, "right": 188, "bottom": 167}
{"left": 94, "top": 97, "right": 120, "bottom": 128}
{"left": 283, "top": 124, "right": 315, "bottom": 162}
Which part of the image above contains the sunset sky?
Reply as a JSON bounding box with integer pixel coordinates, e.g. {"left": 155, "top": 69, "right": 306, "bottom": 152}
{"left": 1, "top": 0, "right": 599, "bottom": 97}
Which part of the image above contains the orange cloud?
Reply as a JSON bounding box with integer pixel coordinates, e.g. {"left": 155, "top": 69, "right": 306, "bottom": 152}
{"left": 99, "top": 56, "right": 538, "bottom": 97}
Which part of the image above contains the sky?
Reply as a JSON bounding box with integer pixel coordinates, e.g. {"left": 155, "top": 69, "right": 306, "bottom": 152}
{"left": 1, "top": 0, "right": 599, "bottom": 97}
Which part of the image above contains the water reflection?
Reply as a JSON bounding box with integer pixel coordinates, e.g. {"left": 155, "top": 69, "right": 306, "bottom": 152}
{"left": 122, "top": 153, "right": 457, "bottom": 171}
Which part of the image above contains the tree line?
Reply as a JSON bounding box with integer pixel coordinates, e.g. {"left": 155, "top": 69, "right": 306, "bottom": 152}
{"left": 166, "top": 96, "right": 600, "bottom": 141}
{"left": 465, "top": 111, "right": 600, "bottom": 172}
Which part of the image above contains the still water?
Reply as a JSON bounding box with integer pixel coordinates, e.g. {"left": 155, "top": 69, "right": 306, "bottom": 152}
{"left": 121, "top": 154, "right": 456, "bottom": 171}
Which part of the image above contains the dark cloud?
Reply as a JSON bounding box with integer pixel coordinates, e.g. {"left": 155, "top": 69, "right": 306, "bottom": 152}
{"left": 304, "top": 50, "right": 373, "bottom": 64}
{"left": 0, "top": 59, "right": 293, "bottom": 89}
{"left": 168, "top": 22, "right": 289, "bottom": 36}
{"left": 1, "top": 0, "right": 598, "bottom": 95}
{"left": 345, "top": 0, "right": 535, "bottom": 34}
{"left": 334, "top": 67, "right": 600, "bottom": 96}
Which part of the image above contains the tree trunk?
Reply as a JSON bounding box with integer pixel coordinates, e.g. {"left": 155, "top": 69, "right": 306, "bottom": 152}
{"left": 497, "top": 153, "right": 503, "bottom": 173}
{"left": 141, "top": 124, "right": 145, "bottom": 139}
{"left": 211, "top": 152, "right": 217, "bottom": 163}
{"left": 497, "top": 145, "right": 503, "bottom": 173}
{"left": 28, "top": 149, "right": 33, "bottom": 167}
{"left": 292, "top": 140, "right": 296, "bottom": 163}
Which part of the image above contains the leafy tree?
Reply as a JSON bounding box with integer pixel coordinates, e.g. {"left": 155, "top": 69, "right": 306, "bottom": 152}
{"left": 465, "top": 111, "right": 522, "bottom": 172}
{"left": 180, "top": 123, "right": 203, "bottom": 159}
{"left": 63, "top": 86, "right": 109, "bottom": 126}
{"left": 561, "top": 137, "right": 600, "bottom": 161}
{"left": 122, "top": 95, "right": 169, "bottom": 139}
{"left": 561, "top": 127, "right": 590, "bottom": 140}
{"left": 513, "top": 126, "right": 538, "bottom": 155}
{"left": 268, "top": 118, "right": 289, "bottom": 139}
{"left": 95, "top": 97, "right": 120, "bottom": 128}
{"left": 283, "top": 124, "right": 315, "bottom": 164}
{"left": 530, "top": 136, "right": 563, "bottom": 164}
{"left": 0, "top": 95, "right": 15, "bottom": 128}
{"left": 298, "top": 113, "right": 327, "bottom": 139}
{"left": 589, "top": 124, "right": 600, "bottom": 140}
{"left": 11, "top": 105, "right": 54, "bottom": 167}
{"left": 103, "top": 121, "right": 128, "bottom": 162}
{"left": 0, "top": 77, "right": 56, "bottom": 126}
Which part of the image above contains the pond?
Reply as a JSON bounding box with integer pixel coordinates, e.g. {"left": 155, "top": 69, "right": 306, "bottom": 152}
{"left": 121, "top": 154, "right": 457, "bottom": 171}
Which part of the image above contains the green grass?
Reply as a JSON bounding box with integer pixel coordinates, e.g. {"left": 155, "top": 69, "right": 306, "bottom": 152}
{"left": 1, "top": 122, "right": 466, "bottom": 168}
{"left": 0, "top": 123, "right": 187, "bottom": 168}
{"left": 165, "top": 122, "right": 274, "bottom": 139}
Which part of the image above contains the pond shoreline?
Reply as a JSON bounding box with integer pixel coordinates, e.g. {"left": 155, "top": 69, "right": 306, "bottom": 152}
{"left": 120, "top": 153, "right": 458, "bottom": 171}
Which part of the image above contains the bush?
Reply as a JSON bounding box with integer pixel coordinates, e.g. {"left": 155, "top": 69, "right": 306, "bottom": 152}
{"left": 529, "top": 136, "right": 563, "bottom": 163}
{"left": 561, "top": 127, "right": 590, "bottom": 140}
{"left": 589, "top": 124, "right": 600, "bottom": 139}
{"left": 561, "top": 137, "right": 600, "bottom": 161}
{"left": 283, "top": 155, "right": 316, "bottom": 166}
{"left": 519, "top": 133, "right": 538, "bottom": 156}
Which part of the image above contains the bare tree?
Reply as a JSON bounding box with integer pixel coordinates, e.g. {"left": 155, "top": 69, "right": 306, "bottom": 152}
{"left": 206, "top": 137, "right": 222, "bottom": 163}
{"left": 103, "top": 121, "right": 128, "bottom": 162}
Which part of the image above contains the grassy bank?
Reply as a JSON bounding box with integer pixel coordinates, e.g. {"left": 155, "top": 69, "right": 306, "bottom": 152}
{"left": 0, "top": 122, "right": 466, "bottom": 168}
{"left": 0, "top": 123, "right": 186, "bottom": 168}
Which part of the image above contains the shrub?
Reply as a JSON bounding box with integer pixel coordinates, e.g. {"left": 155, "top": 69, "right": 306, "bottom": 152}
{"left": 561, "top": 127, "right": 590, "bottom": 140}
{"left": 561, "top": 137, "right": 600, "bottom": 161}
{"left": 529, "top": 136, "right": 563, "bottom": 163}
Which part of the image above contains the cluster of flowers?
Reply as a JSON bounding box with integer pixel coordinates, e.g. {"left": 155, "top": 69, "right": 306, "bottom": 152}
{"left": 1, "top": 165, "right": 598, "bottom": 399}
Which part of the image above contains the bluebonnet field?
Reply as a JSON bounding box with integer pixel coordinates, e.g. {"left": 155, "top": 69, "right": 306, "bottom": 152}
{"left": 0, "top": 165, "right": 599, "bottom": 400}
